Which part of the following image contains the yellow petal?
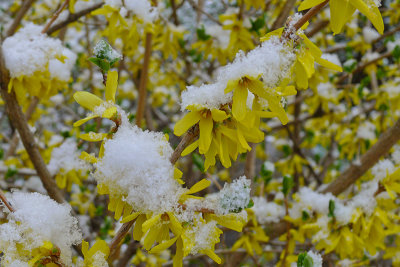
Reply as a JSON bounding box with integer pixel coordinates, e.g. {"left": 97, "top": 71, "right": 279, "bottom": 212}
{"left": 298, "top": 0, "right": 325, "bottom": 11}
{"left": 173, "top": 237, "right": 183, "bottom": 267}
{"left": 133, "top": 214, "right": 147, "bottom": 241}
{"left": 79, "top": 132, "right": 108, "bottom": 142}
{"left": 73, "top": 91, "right": 104, "bottom": 111}
{"left": 73, "top": 115, "right": 99, "bottom": 127}
{"left": 330, "top": 0, "right": 355, "bottom": 35}
{"left": 80, "top": 151, "right": 98, "bottom": 164}
{"left": 301, "top": 34, "right": 322, "bottom": 58}
{"left": 105, "top": 70, "right": 118, "bottom": 103}
{"left": 186, "top": 179, "right": 211, "bottom": 194}
{"left": 121, "top": 212, "right": 141, "bottom": 223}
{"left": 232, "top": 86, "right": 248, "bottom": 121}
{"left": 81, "top": 240, "right": 89, "bottom": 257}
{"left": 150, "top": 236, "right": 179, "bottom": 254}
{"left": 181, "top": 140, "right": 199, "bottom": 157}
{"left": 203, "top": 249, "right": 222, "bottom": 264}
{"left": 211, "top": 109, "right": 228, "bottom": 122}
{"left": 350, "top": 0, "right": 384, "bottom": 34}
{"left": 142, "top": 214, "right": 162, "bottom": 234}
{"left": 199, "top": 117, "right": 213, "bottom": 154}
{"left": 174, "top": 111, "right": 201, "bottom": 136}
{"left": 167, "top": 212, "right": 183, "bottom": 236}
{"left": 315, "top": 57, "right": 343, "bottom": 72}
{"left": 102, "top": 107, "right": 117, "bottom": 119}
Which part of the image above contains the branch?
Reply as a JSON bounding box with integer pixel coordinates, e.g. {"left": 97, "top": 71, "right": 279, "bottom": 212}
{"left": 6, "top": 0, "right": 37, "bottom": 37}
{"left": 271, "top": 0, "right": 297, "bottom": 30}
{"left": 41, "top": 0, "right": 70, "bottom": 34}
{"left": 0, "top": 50, "right": 65, "bottom": 204}
{"left": 136, "top": 32, "right": 153, "bottom": 127}
{"left": 170, "top": 124, "right": 199, "bottom": 165}
{"left": 323, "top": 118, "right": 400, "bottom": 195}
{"left": 0, "top": 188, "right": 15, "bottom": 212}
{"left": 45, "top": 2, "right": 104, "bottom": 35}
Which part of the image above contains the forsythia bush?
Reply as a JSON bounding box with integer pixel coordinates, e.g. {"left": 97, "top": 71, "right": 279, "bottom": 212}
{"left": 0, "top": 0, "right": 400, "bottom": 266}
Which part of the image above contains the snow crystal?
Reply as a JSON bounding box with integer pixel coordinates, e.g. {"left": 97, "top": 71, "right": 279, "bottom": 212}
{"left": 2, "top": 23, "right": 75, "bottom": 80}
{"left": 181, "top": 36, "right": 295, "bottom": 110}
{"left": 321, "top": 53, "right": 341, "bottom": 67}
{"left": 49, "top": 48, "right": 77, "bottom": 81}
{"left": 217, "top": 37, "right": 295, "bottom": 88}
{"left": 371, "top": 159, "right": 395, "bottom": 181}
{"left": 217, "top": 176, "right": 251, "bottom": 214}
{"left": 124, "top": 0, "right": 159, "bottom": 23}
{"left": 93, "top": 39, "right": 122, "bottom": 62}
{"left": 48, "top": 138, "right": 88, "bottom": 176}
{"left": 94, "top": 113, "right": 184, "bottom": 213}
{"left": 307, "top": 251, "right": 323, "bottom": 267}
{"left": 356, "top": 121, "right": 376, "bottom": 140}
{"left": 317, "top": 82, "right": 338, "bottom": 100}
{"left": 184, "top": 220, "right": 220, "bottom": 254}
{"left": 362, "top": 27, "right": 380, "bottom": 43}
{"left": 0, "top": 192, "right": 81, "bottom": 265}
{"left": 392, "top": 145, "right": 400, "bottom": 164}
{"left": 252, "top": 197, "right": 285, "bottom": 224}
{"left": 181, "top": 82, "right": 231, "bottom": 110}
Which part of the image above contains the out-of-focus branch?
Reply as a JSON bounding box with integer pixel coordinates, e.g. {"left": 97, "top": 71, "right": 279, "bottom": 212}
{"left": 46, "top": 2, "right": 104, "bottom": 35}
{"left": 136, "top": 32, "right": 152, "bottom": 127}
{"left": 0, "top": 188, "right": 15, "bottom": 212}
{"left": 42, "top": 0, "right": 70, "bottom": 34}
{"left": 0, "top": 50, "right": 65, "bottom": 204}
{"left": 323, "top": 118, "right": 400, "bottom": 195}
{"left": 6, "top": 0, "right": 37, "bottom": 37}
{"left": 170, "top": 124, "right": 199, "bottom": 165}
{"left": 271, "top": 0, "right": 297, "bottom": 30}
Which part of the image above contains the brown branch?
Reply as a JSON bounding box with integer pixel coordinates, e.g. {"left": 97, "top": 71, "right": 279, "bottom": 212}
{"left": 41, "top": 0, "right": 70, "bottom": 34}
{"left": 0, "top": 188, "right": 15, "bottom": 212}
{"left": 186, "top": 0, "right": 221, "bottom": 25}
{"left": 0, "top": 50, "right": 65, "bottom": 204}
{"left": 6, "top": 0, "right": 37, "bottom": 37}
{"left": 306, "top": 19, "right": 329, "bottom": 38}
{"left": 323, "top": 118, "right": 400, "bottom": 195}
{"left": 108, "top": 220, "right": 135, "bottom": 262}
{"left": 116, "top": 241, "right": 138, "bottom": 267}
{"left": 271, "top": 0, "right": 297, "bottom": 31}
{"left": 5, "top": 96, "right": 39, "bottom": 159}
{"left": 136, "top": 32, "right": 153, "bottom": 127}
{"left": 170, "top": 124, "right": 199, "bottom": 165}
{"left": 292, "top": 0, "right": 329, "bottom": 31}
{"left": 46, "top": 2, "right": 104, "bottom": 35}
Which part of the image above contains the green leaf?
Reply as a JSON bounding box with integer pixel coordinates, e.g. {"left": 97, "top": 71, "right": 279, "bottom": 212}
{"left": 282, "top": 175, "right": 294, "bottom": 196}
{"left": 302, "top": 210, "right": 310, "bottom": 221}
{"left": 250, "top": 15, "right": 265, "bottom": 34}
{"left": 5, "top": 167, "right": 18, "bottom": 179}
{"left": 88, "top": 57, "right": 110, "bottom": 72}
{"left": 196, "top": 26, "right": 211, "bottom": 41}
{"left": 297, "top": 252, "right": 314, "bottom": 267}
{"left": 392, "top": 45, "right": 400, "bottom": 62}
{"left": 192, "top": 153, "right": 205, "bottom": 172}
{"left": 0, "top": 148, "right": 3, "bottom": 160}
{"left": 328, "top": 199, "right": 335, "bottom": 218}
{"left": 247, "top": 198, "right": 254, "bottom": 209}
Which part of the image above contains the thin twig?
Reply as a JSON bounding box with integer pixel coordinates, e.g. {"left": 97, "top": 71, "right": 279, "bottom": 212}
{"left": 41, "top": 0, "right": 70, "bottom": 34}
{"left": 170, "top": 124, "right": 200, "bottom": 165}
{"left": 0, "top": 50, "right": 65, "bottom": 204}
{"left": 46, "top": 2, "right": 104, "bottom": 35}
{"left": 0, "top": 188, "right": 15, "bottom": 212}
{"left": 136, "top": 32, "right": 153, "bottom": 127}
{"left": 6, "top": 0, "right": 37, "bottom": 37}
{"left": 271, "top": 0, "right": 297, "bottom": 30}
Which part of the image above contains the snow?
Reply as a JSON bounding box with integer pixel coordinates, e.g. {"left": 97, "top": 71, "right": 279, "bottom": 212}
{"left": 217, "top": 176, "right": 251, "bottom": 214}
{"left": 252, "top": 197, "right": 285, "bottom": 224}
{"left": 122, "top": 0, "right": 159, "bottom": 23}
{"left": 356, "top": 121, "right": 376, "bottom": 140}
{"left": 307, "top": 250, "right": 323, "bottom": 267}
{"left": 362, "top": 27, "right": 380, "bottom": 43}
{"left": 93, "top": 39, "right": 122, "bottom": 62}
{"left": 185, "top": 220, "right": 220, "bottom": 254}
{"left": 94, "top": 112, "right": 184, "bottom": 213}
{"left": 0, "top": 192, "right": 81, "bottom": 265}
{"left": 48, "top": 138, "right": 89, "bottom": 176}
{"left": 2, "top": 23, "right": 76, "bottom": 80}
{"left": 181, "top": 82, "right": 231, "bottom": 110}
{"left": 180, "top": 36, "right": 295, "bottom": 110}
{"left": 317, "top": 82, "right": 338, "bottom": 100}
{"left": 371, "top": 159, "right": 395, "bottom": 181}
